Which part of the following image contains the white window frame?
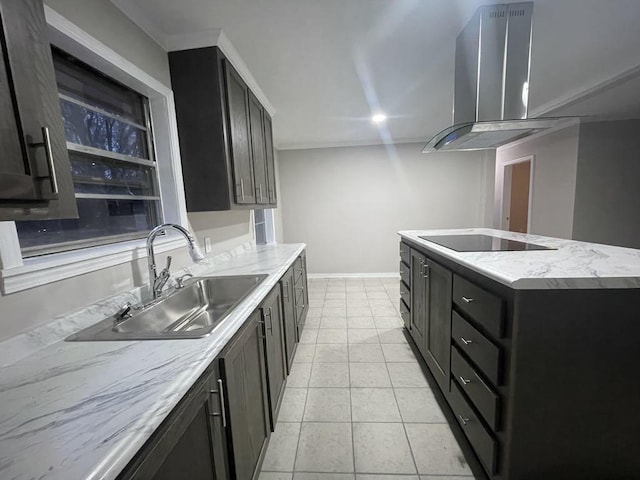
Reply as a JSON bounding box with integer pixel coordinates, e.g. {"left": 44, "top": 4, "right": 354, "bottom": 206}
{"left": 0, "top": 7, "right": 189, "bottom": 295}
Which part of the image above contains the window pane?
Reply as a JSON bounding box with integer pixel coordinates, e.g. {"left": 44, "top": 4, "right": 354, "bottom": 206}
{"left": 61, "top": 99, "right": 149, "bottom": 158}
{"left": 16, "top": 198, "right": 160, "bottom": 252}
{"left": 15, "top": 48, "right": 162, "bottom": 257}
{"left": 53, "top": 47, "right": 146, "bottom": 125}
{"left": 70, "top": 151, "right": 157, "bottom": 197}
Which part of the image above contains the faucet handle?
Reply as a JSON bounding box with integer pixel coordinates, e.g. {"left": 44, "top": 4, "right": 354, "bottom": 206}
{"left": 164, "top": 255, "right": 172, "bottom": 271}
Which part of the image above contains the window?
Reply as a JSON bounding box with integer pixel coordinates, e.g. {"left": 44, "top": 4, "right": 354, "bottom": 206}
{"left": 15, "top": 48, "right": 162, "bottom": 257}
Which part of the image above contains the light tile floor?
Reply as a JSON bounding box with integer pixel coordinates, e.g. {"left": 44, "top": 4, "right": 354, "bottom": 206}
{"left": 259, "top": 277, "right": 478, "bottom": 480}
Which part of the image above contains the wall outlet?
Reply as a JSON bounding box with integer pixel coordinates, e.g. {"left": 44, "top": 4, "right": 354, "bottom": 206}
{"left": 204, "top": 237, "right": 212, "bottom": 254}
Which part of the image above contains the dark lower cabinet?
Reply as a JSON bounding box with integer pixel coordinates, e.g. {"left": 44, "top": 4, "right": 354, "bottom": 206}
{"left": 409, "top": 249, "right": 428, "bottom": 357}
{"left": 118, "top": 365, "right": 228, "bottom": 480}
{"left": 261, "top": 286, "right": 287, "bottom": 431}
{"left": 293, "top": 252, "right": 309, "bottom": 336}
{"left": 423, "top": 258, "right": 453, "bottom": 393}
{"left": 219, "top": 311, "right": 270, "bottom": 480}
{"left": 280, "top": 266, "right": 298, "bottom": 372}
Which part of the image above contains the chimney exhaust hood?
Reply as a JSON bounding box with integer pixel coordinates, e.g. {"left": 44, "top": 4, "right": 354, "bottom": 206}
{"left": 423, "top": 2, "right": 577, "bottom": 153}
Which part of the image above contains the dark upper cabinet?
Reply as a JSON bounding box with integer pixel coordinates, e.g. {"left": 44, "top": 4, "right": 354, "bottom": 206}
{"left": 0, "top": 0, "right": 77, "bottom": 221}
{"left": 169, "top": 46, "right": 277, "bottom": 211}
{"left": 224, "top": 61, "right": 255, "bottom": 205}
{"left": 424, "top": 258, "right": 453, "bottom": 393}
{"left": 263, "top": 113, "right": 277, "bottom": 205}
{"left": 219, "top": 311, "right": 270, "bottom": 480}
{"left": 248, "top": 91, "right": 268, "bottom": 204}
{"left": 280, "top": 266, "right": 298, "bottom": 372}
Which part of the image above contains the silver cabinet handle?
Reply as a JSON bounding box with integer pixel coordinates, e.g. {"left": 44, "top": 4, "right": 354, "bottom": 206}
{"left": 459, "top": 376, "right": 471, "bottom": 385}
{"left": 418, "top": 258, "right": 424, "bottom": 275}
{"left": 283, "top": 281, "right": 289, "bottom": 300}
{"left": 240, "top": 178, "right": 245, "bottom": 200}
{"left": 462, "top": 296, "right": 474, "bottom": 303}
{"left": 259, "top": 183, "right": 264, "bottom": 201}
{"left": 209, "top": 379, "right": 227, "bottom": 428}
{"left": 268, "top": 306, "right": 273, "bottom": 332}
{"left": 30, "top": 126, "right": 59, "bottom": 195}
{"left": 423, "top": 263, "right": 430, "bottom": 279}
{"left": 460, "top": 337, "right": 473, "bottom": 346}
{"left": 458, "top": 415, "right": 470, "bottom": 426}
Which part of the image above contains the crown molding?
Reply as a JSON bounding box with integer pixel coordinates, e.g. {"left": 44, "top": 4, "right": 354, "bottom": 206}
{"left": 276, "top": 136, "right": 427, "bottom": 151}
{"left": 110, "top": 0, "right": 275, "bottom": 116}
{"left": 529, "top": 63, "right": 640, "bottom": 118}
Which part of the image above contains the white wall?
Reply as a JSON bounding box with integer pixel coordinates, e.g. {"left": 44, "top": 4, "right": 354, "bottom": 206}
{"left": 495, "top": 125, "right": 580, "bottom": 239}
{"left": 278, "top": 143, "right": 495, "bottom": 274}
{"left": 572, "top": 120, "right": 640, "bottom": 248}
{"left": 0, "top": 0, "right": 254, "bottom": 341}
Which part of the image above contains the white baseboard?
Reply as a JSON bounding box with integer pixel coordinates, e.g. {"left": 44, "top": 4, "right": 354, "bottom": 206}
{"left": 308, "top": 273, "right": 399, "bottom": 279}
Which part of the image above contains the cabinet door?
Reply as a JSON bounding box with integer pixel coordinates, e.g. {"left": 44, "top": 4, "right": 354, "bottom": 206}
{"left": 219, "top": 312, "right": 269, "bottom": 480}
{"left": 424, "top": 259, "right": 453, "bottom": 393}
{"left": 280, "top": 266, "right": 298, "bottom": 372}
{"left": 410, "top": 249, "right": 428, "bottom": 357}
{"left": 0, "top": 0, "right": 77, "bottom": 220}
{"left": 262, "top": 286, "right": 287, "bottom": 430}
{"left": 248, "top": 92, "right": 268, "bottom": 205}
{"left": 263, "top": 113, "right": 277, "bottom": 205}
{"left": 118, "top": 370, "right": 225, "bottom": 480}
{"left": 223, "top": 61, "right": 255, "bottom": 205}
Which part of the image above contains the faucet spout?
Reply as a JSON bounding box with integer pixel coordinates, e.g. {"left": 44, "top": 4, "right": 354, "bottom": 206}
{"left": 146, "top": 223, "right": 205, "bottom": 300}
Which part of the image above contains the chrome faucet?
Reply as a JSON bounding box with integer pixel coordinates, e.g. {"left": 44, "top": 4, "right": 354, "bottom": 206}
{"left": 146, "top": 224, "right": 205, "bottom": 300}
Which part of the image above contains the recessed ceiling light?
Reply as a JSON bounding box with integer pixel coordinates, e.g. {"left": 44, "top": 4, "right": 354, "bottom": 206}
{"left": 371, "top": 113, "right": 387, "bottom": 124}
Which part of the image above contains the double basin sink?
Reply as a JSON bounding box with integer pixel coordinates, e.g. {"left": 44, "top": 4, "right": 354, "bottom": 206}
{"left": 66, "top": 274, "right": 267, "bottom": 341}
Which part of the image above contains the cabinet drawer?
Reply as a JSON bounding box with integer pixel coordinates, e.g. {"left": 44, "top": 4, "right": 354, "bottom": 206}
{"left": 451, "top": 346, "right": 500, "bottom": 431}
{"left": 399, "top": 242, "right": 411, "bottom": 266}
{"left": 452, "top": 312, "right": 501, "bottom": 385}
{"left": 399, "top": 299, "right": 410, "bottom": 328}
{"left": 399, "top": 261, "right": 410, "bottom": 286}
{"left": 400, "top": 281, "right": 410, "bottom": 307}
{"left": 453, "top": 275, "right": 504, "bottom": 338}
{"left": 450, "top": 381, "right": 498, "bottom": 475}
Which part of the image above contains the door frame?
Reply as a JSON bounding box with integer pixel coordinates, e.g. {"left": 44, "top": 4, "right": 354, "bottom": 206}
{"left": 500, "top": 155, "right": 535, "bottom": 233}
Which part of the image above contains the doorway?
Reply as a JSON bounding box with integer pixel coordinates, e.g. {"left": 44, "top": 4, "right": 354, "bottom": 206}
{"left": 501, "top": 155, "right": 534, "bottom": 234}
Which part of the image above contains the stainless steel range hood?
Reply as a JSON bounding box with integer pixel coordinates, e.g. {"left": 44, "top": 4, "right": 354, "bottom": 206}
{"left": 423, "top": 2, "right": 577, "bottom": 153}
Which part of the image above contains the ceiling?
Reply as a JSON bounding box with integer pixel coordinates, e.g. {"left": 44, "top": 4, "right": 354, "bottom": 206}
{"left": 112, "top": 0, "right": 640, "bottom": 150}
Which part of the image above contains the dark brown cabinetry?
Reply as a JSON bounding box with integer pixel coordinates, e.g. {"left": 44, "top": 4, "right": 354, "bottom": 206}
{"left": 400, "top": 237, "right": 640, "bottom": 479}
{"left": 0, "top": 0, "right": 77, "bottom": 220}
{"left": 118, "top": 365, "right": 228, "bottom": 480}
{"left": 409, "top": 249, "right": 428, "bottom": 356}
{"left": 261, "top": 285, "right": 287, "bottom": 430}
{"left": 219, "top": 311, "right": 270, "bottom": 480}
{"left": 280, "top": 266, "right": 298, "bottom": 371}
{"left": 409, "top": 247, "right": 452, "bottom": 393}
{"left": 293, "top": 251, "right": 309, "bottom": 336}
{"left": 169, "top": 46, "right": 277, "bottom": 211}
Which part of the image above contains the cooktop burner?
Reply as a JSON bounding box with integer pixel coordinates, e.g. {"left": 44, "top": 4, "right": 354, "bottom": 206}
{"left": 418, "top": 234, "right": 555, "bottom": 252}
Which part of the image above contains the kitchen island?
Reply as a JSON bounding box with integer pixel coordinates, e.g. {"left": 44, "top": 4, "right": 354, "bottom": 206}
{"left": 398, "top": 229, "right": 640, "bottom": 480}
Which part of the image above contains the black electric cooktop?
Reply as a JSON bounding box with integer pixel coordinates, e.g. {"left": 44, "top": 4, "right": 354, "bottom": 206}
{"left": 418, "top": 234, "right": 556, "bottom": 252}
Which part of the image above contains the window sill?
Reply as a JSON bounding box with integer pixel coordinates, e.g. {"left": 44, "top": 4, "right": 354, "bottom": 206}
{"left": 0, "top": 236, "right": 187, "bottom": 295}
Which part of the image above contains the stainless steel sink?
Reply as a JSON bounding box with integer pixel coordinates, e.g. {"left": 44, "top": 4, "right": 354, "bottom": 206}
{"left": 66, "top": 274, "right": 267, "bottom": 341}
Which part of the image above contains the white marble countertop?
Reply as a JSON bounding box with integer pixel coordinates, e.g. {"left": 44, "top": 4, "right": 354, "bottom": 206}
{"left": 0, "top": 243, "right": 305, "bottom": 480}
{"left": 399, "top": 228, "right": 640, "bottom": 289}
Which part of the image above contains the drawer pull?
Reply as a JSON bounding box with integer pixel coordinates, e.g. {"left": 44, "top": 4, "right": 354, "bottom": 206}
{"left": 460, "top": 336, "right": 473, "bottom": 346}
{"left": 209, "top": 379, "right": 227, "bottom": 428}
{"left": 459, "top": 376, "right": 472, "bottom": 385}
{"left": 459, "top": 415, "right": 470, "bottom": 426}
{"left": 462, "top": 296, "right": 474, "bottom": 303}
